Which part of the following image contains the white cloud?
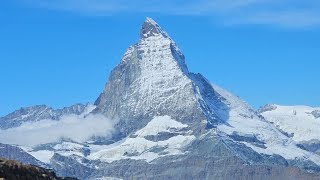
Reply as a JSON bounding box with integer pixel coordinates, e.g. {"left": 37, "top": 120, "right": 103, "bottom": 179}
{"left": 0, "top": 113, "right": 117, "bottom": 147}
{"left": 22, "top": 0, "right": 320, "bottom": 28}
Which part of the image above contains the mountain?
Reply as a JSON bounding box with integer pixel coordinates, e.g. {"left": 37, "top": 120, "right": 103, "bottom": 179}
{"left": 0, "top": 103, "right": 94, "bottom": 129}
{"left": 0, "top": 143, "right": 47, "bottom": 168}
{"left": 94, "top": 17, "right": 210, "bottom": 137}
{"left": 259, "top": 104, "right": 320, "bottom": 155}
{"left": 0, "top": 18, "right": 320, "bottom": 179}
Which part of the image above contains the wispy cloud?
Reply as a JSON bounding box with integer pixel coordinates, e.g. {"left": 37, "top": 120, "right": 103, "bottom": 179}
{"left": 0, "top": 113, "right": 117, "bottom": 147}
{"left": 23, "top": 0, "right": 320, "bottom": 28}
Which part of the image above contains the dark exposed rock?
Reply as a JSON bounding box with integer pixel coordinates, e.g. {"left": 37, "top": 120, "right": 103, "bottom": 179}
{"left": 258, "top": 104, "right": 277, "bottom": 113}
{"left": 0, "top": 158, "right": 77, "bottom": 180}
{"left": 144, "top": 132, "right": 181, "bottom": 142}
{"left": 228, "top": 132, "right": 267, "bottom": 149}
{"left": 312, "top": 110, "right": 320, "bottom": 119}
{"left": 50, "top": 154, "right": 93, "bottom": 179}
{"left": 297, "top": 140, "right": 320, "bottom": 153}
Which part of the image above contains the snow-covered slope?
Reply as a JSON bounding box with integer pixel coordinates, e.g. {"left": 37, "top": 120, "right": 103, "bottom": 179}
{"left": 260, "top": 104, "right": 320, "bottom": 142}
{"left": 88, "top": 116, "right": 195, "bottom": 163}
{"left": 260, "top": 104, "right": 320, "bottom": 155}
{"left": 213, "top": 85, "right": 320, "bottom": 165}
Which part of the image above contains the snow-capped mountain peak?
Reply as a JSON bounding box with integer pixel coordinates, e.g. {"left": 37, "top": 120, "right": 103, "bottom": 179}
{"left": 92, "top": 18, "right": 320, "bottom": 173}
{"left": 94, "top": 18, "right": 204, "bottom": 136}
{"left": 140, "top": 17, "right": 168, "bottom": 39}
{"left": 138, "top": 18, "right": 186, "bottom": 69}
{"left": 1, "top": 18, "right": 320, "bottom": 179}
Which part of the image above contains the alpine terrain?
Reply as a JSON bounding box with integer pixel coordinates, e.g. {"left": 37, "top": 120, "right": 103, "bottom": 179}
{"left": 1, "top": 18, "right": 320, "bottom": 180}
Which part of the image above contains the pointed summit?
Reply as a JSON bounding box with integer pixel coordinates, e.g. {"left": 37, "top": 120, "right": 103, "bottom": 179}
{"left": 140, "top": 17, "right": 168, "bottom": 38}
{"left": 94, "top": 17, "right": 208, "bottom": 135}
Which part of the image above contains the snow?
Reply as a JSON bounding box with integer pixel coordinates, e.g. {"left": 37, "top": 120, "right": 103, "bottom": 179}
{"left": 141, "top": 17, "right": 170, "bottom": 39}
{"left": 261, "top": 105, "right": 320, "bottom": 142}
{"left": 91, "top": 177, "right": 123, "bottom": 180}
{"left": 53, "top": 142, "right": 86, "bottom": 157}
{"left": 2, "top": 17, "right": 320, "bottom": 174}
{"left": 137, "top": 18, "right": 189, "bottom": 92}
{"left": 81, "top": 104, "right": 97, "bottom": 116}
{"left": 135, "top": 115, "right": 188, "bottom": 137}
{"left": 28, "top": 150, "right": 54, "bottom": 164}
{"left": 213, "top": 84, "right": 320, "bottom": 165}
{"left": 54, "top": 142, "right": 85, "bottom": 151}
{"left": 21, "top": 142, "right": 87, "bottom": 164}
{"left": 88, "top": 116, "right": 195, "bottom": 163}
{"left": 106, "top": 25, "right": 197, "bottom": 120}
{"left": 137, "top": 34, "right": 190, "bottom": 94}
{"left": 89, "top": 135, "right": 194, "bottom": 163}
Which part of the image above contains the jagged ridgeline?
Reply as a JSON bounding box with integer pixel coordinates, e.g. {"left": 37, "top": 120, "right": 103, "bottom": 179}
{"left": 0, "top": 18, "right": 320, "bottom": 180}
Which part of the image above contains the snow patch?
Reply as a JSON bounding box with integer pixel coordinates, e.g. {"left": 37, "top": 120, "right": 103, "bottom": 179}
{"left": 135, "top": 115, "right": 187, "bottom": 137}
{"left": 261, "top": 105, "right": 320, "bottom": 142}
{"left": 53, "top": 142, "right": 87, "bottom": 157}
{"left": 28, "top": 150, "right": 54, "bottom": 164}
{"left": 88, "top": 116, "right": 194, "bottom": 163}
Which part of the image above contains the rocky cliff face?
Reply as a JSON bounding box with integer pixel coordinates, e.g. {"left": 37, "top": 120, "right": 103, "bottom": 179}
{"left": 1, "top": 18, "right": 320, "bottom": 180}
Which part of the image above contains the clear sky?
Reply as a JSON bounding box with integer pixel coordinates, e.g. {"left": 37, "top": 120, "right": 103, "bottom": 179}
{"left": 1, "top": 1, "right": 320, "bottom": 116}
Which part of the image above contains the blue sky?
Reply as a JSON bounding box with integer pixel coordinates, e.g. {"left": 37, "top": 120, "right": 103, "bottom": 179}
{"left": 0, "top": 0, "right": 319, "bottom": 116}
